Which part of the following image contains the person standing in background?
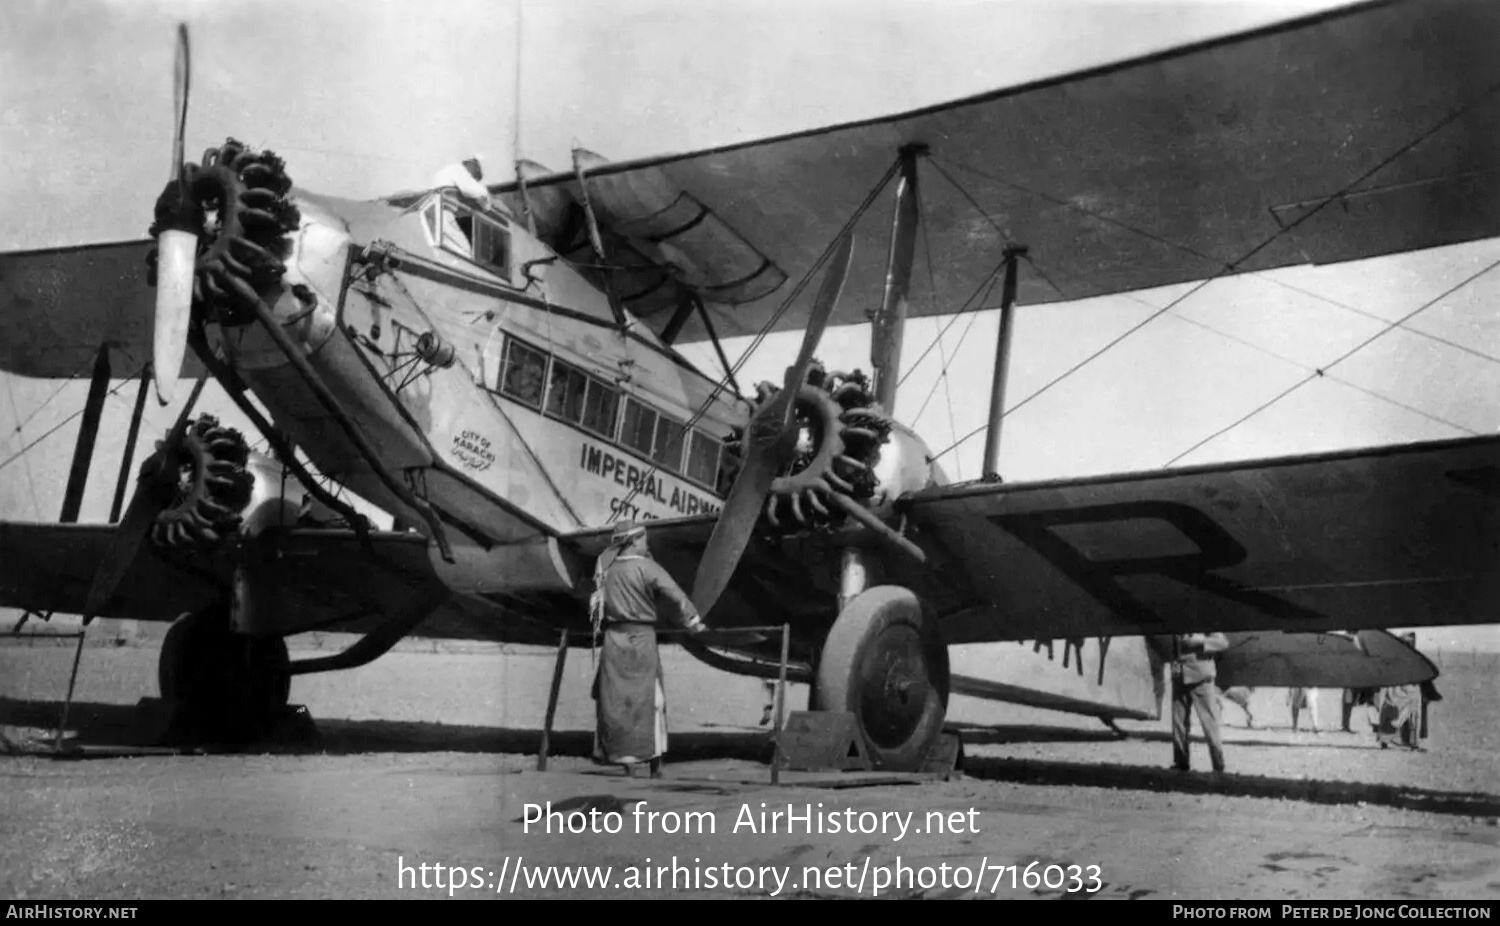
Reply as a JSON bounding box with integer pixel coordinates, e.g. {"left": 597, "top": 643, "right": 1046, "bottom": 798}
{"left": 1221, "top": 685, "right": 1256, "bottom": 729}
{"left": 1169, "top": 633, "right": 1230, "bottom": 773}
{"left": 1286, "top": 686, "right": 1320, "bottom": 732}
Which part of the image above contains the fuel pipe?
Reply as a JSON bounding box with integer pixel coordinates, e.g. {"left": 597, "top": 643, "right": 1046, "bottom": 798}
{"left": 218, "top": 273, "right": 455, "bottom": 562}
{"left": 189, "top": 326, "right": 372, "bottom": 545}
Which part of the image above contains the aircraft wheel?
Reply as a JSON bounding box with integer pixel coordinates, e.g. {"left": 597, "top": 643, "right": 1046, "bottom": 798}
{"left": 159, "top": 605, "right": 290, "bottom": 743}
{"left": 813, "top": 586, "right": 949, "bottom": 771}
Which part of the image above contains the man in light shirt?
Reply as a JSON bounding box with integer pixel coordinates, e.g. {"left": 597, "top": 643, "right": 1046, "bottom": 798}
{"left": 431, "top": 155, "right": 493, "bottom": 256}
{"left": 432, "top": 154, "right": 492, "bottom": 210}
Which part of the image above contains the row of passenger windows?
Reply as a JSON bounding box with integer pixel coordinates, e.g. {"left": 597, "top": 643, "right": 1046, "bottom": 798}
{"left": 496, "top": 336, "right": 725, "bottom": 489}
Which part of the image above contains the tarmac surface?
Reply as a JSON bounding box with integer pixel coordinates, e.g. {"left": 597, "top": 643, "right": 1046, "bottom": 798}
{"left": 2, "top": 636, "right": 1497, "bottom": 900}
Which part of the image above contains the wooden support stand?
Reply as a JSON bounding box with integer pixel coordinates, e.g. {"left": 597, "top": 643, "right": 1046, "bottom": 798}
{"left": 775, "top": 712, "right": 872, "bottom": 772}
{"left": 537, "top": 629, "right": 570, "bottom": 772}
{"left": 920, "top": 729, "right": 964, "bottom": 779}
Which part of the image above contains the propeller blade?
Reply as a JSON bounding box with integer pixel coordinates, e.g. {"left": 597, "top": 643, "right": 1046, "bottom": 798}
{"left": 154, "top": 25, "right": 195, "bottom": 405}
{"left": 82, "top": 377, "right": 207, "bottom": 623}
{"left": 689, "top": 234, "right": 855, "bottom": 619}
{"left": 689, "top": 435, "right": 784, "bottom": 618}
{"left": 781, "top": 232, "right": 853, "bottom": 404}
{"left": 153, "top": 228, "right": 196, "bottom": 404}
{"left": 171, "top": 24, "right": 189, "bottom": 190}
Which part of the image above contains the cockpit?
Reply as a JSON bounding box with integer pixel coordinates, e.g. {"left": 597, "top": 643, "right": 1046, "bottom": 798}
{"left": 416, "top": 191, "right": 515, "bottom": 286}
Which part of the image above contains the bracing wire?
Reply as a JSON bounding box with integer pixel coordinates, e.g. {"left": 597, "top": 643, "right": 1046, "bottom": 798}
{"left": 1167, "top": 311, "right": 1476, "bottom": 437}
{"left": 926, "top": 80, "right": 1500, "bottom": 465}
{"left": 915, "top": 179, "right": 963, "bottom": 478}
{"left": 1162, "top": 256, "right": 1500, "bottom": 467}
{"left": 1021, "top": 243, "right": 1488, "bottom": 438}
{"left": 0, "top": 376, "right": 140, "bottom": 478}
{"left": 3, "top": 381, "right": 44, "bottom": 519}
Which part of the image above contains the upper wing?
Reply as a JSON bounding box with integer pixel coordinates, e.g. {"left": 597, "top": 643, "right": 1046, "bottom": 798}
{"left": 1215, "top": 629, "right": 1438, "bottom": 689}
{"left": 494, "top": 0, "right": 1500, "bottom": 344}
{"left": 900, "top": 434, "right": 1500, "bottom": 643}
{"left": 0, "top": 241, "right": 209, "bottom": 379}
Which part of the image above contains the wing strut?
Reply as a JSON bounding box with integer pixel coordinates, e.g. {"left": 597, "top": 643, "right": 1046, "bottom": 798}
{"left": 871, "top": 144, "right": 925, "bottom": 415}
{"left": 59, "top": 344, "right": 112, "bottom": 524}
{"left": 17, "top": 344, "right": 116, "bottom": 630}
{"left": 981, "top": 245, "right": 1027, "bottom": 480}
{"left": 692, "top": 294, "right": 743, "bottom": 401}
{"left": 571, "top": 148, "right": 628, "bottom": 327}
{"left": 108, "top": 363, "right": 154, "bottom": 523}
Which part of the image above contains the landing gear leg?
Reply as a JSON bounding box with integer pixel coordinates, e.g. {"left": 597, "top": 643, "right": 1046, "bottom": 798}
{"left": 158, "top": 604, "right": 290, "bottom": 745}
{"left": 813, "top": 585, "right": 949, "bottom": 771}
{"left": 838, "top": 548, "right": 868, "bottom": 609}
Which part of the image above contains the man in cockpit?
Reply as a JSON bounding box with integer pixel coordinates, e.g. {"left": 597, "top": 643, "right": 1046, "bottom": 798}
{"left": 432, "top": 154, "right": 492, "bottom": 254}
{"left": 432, "top": 154, "right": 492, "bottom": 210}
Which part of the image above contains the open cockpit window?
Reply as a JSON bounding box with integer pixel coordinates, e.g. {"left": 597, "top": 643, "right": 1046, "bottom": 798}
{"left": 439, "top": 194, "right": 513, "bottom": 283}
{"left": 419, "top": 200, "right": 441, "bottom": 247}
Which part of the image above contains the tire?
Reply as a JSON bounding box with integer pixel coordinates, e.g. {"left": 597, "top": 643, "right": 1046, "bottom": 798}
{"left": 813, "top": 586, "right": 949, "bottom": 771}
{"left": 158, "top": 606, "right": 290, "bottom": 743}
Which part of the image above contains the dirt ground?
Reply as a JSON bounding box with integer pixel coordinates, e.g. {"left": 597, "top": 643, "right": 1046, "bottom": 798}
{"left": 2, "top": 638, "right": 1497, "bottom": 900}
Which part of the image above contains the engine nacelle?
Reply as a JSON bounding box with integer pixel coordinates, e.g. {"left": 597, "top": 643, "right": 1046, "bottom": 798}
{"left": 238, "top": 451, "right": 309, "bottom": 540}
{"left": 867, "top": 420, "right": 946, "bottom": 506}
{"left": 205, "top": 196, "right": 345, "bottom": 371}
{"left": 727, "top": 366, "right": 946, "bottom": 532}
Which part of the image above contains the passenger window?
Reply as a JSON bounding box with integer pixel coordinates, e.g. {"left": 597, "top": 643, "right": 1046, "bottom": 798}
{"left": 546, "top": 361, "right": 588, "bottom": 423}
{"left": 685, "top": 429, "right": 721, "bottom": 487}
{"left": 498, "top": 339, "right": 547, "bottom": 408}
{"left": 620, "top": 398, "right": 657, "bottom": 457}
{"left": 653, "top": 415, "right": 686, "bottom": 472}
{"left": 582, "top": 379, "right": 619, "bottom": 438}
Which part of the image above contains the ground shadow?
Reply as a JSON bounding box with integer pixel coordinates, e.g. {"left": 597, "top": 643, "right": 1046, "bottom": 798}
{"left": 0, "top": 697, "right": 774, "bottom": 763}
{"left": 6, "top": 698, "right": 1491, "bottom": 817}
{"left": 958, "top": 753, "right": 1500, "bottom": 818}
{"left": 950, "top": 722, "right": 1399, "bottom": 752}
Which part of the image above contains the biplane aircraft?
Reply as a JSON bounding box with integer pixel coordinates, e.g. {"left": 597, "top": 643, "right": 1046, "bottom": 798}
{"left": 0, "top": 0, "right": 1492, "bottom": 769}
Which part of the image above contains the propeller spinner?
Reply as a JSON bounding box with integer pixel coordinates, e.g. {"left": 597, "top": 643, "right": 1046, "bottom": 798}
{"left": 690, "top": 233, "right": 855, "bottom": 620}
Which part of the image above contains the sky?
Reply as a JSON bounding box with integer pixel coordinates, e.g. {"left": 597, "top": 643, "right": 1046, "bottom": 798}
{"left": 2, "top": 0, "right": 1497, "bottom": 650}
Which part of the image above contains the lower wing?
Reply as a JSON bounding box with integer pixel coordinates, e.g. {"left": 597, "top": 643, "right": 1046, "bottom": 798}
{"left": 902, "top": 434, "right": 1500, "bottom": 643}
{"left": 0, "top": 522, "right": 546, "bottom": 642}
